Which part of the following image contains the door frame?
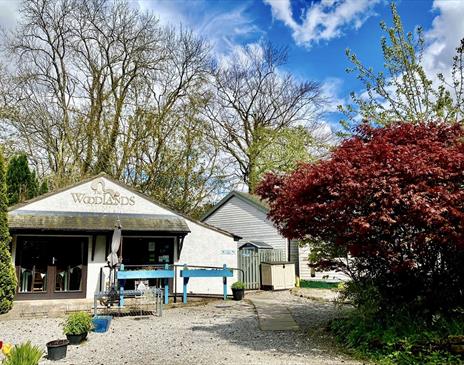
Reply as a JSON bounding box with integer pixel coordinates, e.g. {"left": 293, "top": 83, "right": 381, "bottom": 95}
{"left": 14, "top": 234, "right": 89, "bottom": 301}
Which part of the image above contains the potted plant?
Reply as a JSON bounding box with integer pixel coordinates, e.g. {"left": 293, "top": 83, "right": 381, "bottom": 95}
{"left": 1, "top": 341, "right": 43, "bottom": 365}
{"left": 231, "top": 281, "right": 245, "bottom": 300}
{"left": 45, "top": 339, "right": 69, "bottom": 361}
{"left": 63, "top": 311, "right": 93, "bottom": 345}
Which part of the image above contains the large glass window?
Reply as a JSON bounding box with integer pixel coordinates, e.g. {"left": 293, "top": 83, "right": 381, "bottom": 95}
{"left": 122, "top": 237, "right": 175, "bottom": 266}
{"left": 15, "top": 236, "right": 88, "bottom": 297}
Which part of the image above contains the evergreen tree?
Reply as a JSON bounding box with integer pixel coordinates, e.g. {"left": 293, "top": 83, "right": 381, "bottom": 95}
{"left": 28, "top": 170, "right": 39, "bottom": 199}
{"left": 39, "top": 179, "right": 49, "bottom": 195}
{"left": 0, "top": 148, "right": 17, "bottom": 313}
{"left": 6, "top": 154, "right": 37, "bottom": 205}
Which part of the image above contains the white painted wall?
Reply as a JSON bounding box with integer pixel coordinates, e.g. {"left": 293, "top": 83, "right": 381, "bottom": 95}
{"left": 204, "top": 196, "right": 289, "bottom": 259}
{"left": 15, "top": 177, "right": 175, "bottom": 216}
{"left": 298, "top": 245, "right": 312, "bottom": 280}
{"left": 176, "top": 219, "right": 238, "bottom": 295}
{"left": 86, "top": 235, "right": 107, "bottom": 299}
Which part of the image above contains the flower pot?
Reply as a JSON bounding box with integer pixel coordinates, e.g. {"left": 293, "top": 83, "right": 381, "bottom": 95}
{"left": 66, "top": 332, "right": 87, "bottom": 345}
{"left": 232, "top": 288, "right": 245, "bottom": 300}
{"left": 46, "top": 339, "right": 69, "bottom": 361}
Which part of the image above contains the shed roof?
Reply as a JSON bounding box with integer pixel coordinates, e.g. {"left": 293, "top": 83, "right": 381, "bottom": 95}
{"left": 8, "top": 211, "right": 190, "bottom": 233}
{"left": 201, "top": 191, "right": 270, "bottom": 221}
{"left": 238, "top": 240, "right": 273, "bottom": 249}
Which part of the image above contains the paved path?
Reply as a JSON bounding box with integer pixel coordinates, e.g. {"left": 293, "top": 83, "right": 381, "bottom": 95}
{"left": 250, "top": 296, "right": 299, "bottom": 331}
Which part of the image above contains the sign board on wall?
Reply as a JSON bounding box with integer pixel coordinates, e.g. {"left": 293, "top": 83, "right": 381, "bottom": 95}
{"left": 70, "top": 178, "right": 136, "bottom": 206}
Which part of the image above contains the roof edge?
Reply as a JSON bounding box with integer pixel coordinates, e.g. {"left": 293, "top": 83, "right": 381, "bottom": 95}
{"left": 9, "top": 172, "right": 238, "bottom": 239}
{"left": 201, "top": 190, "right": 269, "bottom": 221}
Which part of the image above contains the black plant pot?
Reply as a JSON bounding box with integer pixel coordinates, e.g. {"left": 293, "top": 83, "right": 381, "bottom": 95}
{"left": 66, "top": 332, "right": 88, "bottom": 345}
{"left": 46, "top": 339, "right": 69, "bottom": 361}
{"left": 232, "top": 288, "right": 245, "bottom": 301}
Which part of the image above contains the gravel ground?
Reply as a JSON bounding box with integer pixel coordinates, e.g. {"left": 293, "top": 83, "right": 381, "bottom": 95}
{"left": 0, "top": 291, "right": 361, "bottom": 365}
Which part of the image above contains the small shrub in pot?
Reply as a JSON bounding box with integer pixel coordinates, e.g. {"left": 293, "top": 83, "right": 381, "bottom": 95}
{"left": 231, "top": 281, "right": 245, "bottom": 300}
{"left": 63, "top": 311, "right": 93, "bottom": 345}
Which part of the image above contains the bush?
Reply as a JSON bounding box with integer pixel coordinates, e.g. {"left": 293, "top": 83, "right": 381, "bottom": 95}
{"left": 0, "top": 150, "right": 16, "bottom": 314}
{"left": 231, "top": 281, "right": 245, "bottom": 290}
{"left": 258, "top": 123, "right": 464, "bottom": 317}
{"left": 63, "top": 311, "right": 93, "bottom": 335}
{"left": 2, "top": 341, "right": 43, "bottom": 365}
{"left": 330, "top": 310, "right": 464, "bottom": 365}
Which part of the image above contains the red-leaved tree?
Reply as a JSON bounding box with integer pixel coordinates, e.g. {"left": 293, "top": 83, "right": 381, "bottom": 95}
{"left": 257, "top": 123, "right": 464, "bottom": 314}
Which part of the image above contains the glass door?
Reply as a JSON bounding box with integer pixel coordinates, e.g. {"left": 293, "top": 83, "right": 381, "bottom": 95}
{"left": 16, "top": 239, "right": 49, "bottom": 294}
{"left": 15, "top": 236, "right": 88, "bottom": 300}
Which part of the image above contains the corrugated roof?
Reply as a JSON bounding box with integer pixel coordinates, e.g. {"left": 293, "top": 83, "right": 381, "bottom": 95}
{"left": 8, "top": 211, "right": 190, "bottom": 233}
{"left": 201, "top": 190, "right": 270, "bottom": 221}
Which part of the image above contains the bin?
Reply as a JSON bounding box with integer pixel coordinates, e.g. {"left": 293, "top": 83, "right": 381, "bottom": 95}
{"left": 261, "top": 262, "right": 295, "bottom": 290}
{"left": 92, "top": 316, "right": 112, "bottom": 333}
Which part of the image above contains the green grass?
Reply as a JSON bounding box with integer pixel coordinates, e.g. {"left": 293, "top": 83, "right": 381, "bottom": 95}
{"left": 299, "top": 280, "right": 340, "bottom": 289}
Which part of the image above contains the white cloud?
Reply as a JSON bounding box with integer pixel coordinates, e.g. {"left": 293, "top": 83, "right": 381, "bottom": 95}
{"left": 137, "top": 0, "right": 262, "bottom": 55}
{"left": 423, "top": 0, "right": 464, "bottom": 81}
{"left": 263, "top": 0, "right": 379, "bottom": 47}
{"left": 321, "top": 77, "right": 346, "bottom": 113}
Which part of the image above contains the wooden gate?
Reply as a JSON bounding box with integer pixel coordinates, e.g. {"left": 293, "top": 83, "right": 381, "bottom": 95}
{"left": 238, "top": 249, "right": 285, "bottom": 289}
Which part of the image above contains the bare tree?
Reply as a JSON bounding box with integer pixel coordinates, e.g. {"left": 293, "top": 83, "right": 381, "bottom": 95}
{"left": 0, "top": 0, "right": 229, "bottom": 215}
{"left": 205, "top": 42, "right": 324, "bottom": 192}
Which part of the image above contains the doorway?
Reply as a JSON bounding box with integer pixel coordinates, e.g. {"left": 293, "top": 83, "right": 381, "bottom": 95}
{"left": 15, "top": 236, "right": 88, "bottom": 300}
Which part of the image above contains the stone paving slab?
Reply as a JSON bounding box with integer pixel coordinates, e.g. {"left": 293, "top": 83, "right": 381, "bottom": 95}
{"left": 251, "top": 297, "right": 299, "bottom": 331}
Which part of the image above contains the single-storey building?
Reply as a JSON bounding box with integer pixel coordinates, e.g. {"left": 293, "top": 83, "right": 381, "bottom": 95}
{"left": 202, "top": 190, "right": 338, "bottom": 281}
{"left": 9, "top": 174, "right": 239, "bottom": 301}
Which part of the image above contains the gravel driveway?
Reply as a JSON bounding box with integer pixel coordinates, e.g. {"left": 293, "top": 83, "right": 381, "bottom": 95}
{"left": 0, "top": 291, "right": 361, "bottom": 365}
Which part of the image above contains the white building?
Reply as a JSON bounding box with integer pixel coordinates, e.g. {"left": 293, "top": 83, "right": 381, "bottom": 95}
{"left": 9, "top": 174, "right": 239, "bottom": 301}
{"left": 202, "top": 191, "right": 313, "bottom": 280}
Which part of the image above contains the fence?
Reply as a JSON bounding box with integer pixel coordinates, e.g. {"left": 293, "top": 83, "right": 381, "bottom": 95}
{"left": 238, "top": 249, "right": 286, "bottom": 289}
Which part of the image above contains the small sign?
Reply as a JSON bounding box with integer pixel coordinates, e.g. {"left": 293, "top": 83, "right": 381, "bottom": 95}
{"left": 159, "top": 255, "right": 170, "bottom": 263}
{"left": 221, "top": 249, "right": 236, "bottom": 255}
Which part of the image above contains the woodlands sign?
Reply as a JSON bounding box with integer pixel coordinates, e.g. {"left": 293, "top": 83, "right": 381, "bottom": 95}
{"left": 71, "top": 178, "right": 135, "bottom": 206}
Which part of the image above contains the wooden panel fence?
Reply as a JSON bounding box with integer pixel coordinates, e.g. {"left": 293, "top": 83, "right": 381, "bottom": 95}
{"left": 238, "top": 249, "right": 286, "bottom": 289}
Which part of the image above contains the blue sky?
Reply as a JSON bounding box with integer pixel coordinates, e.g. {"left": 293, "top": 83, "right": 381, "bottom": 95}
{"left": 136, "top": 0, "right": 464, "bottom": 130}
{"left": 1, "top": 0, "right": 463, "bottom": 130}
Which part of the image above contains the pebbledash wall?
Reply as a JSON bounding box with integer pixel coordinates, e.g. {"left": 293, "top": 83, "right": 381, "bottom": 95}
{"left": 9, "top": 174, "right": 238, "bottom": 300}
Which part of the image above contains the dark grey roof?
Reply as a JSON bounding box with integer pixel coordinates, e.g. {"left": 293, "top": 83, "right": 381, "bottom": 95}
{"left": 238, "top": 240, "right": 273, "bottom": 249}
{"left": 201, "top": 191, "right": 270, "bottom": 221}
{"left": 8, "top": 211, "right": 190, "bottom": 233}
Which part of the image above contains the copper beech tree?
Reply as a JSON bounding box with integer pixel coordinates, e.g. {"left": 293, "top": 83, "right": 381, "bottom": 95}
{"left": 257, "top": 123, "right": 464, "bottom": 315}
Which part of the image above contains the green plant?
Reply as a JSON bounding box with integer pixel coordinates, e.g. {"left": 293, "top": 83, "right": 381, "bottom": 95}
{"left": 2, "top": 341, "right": 43, "bottom": 365}
{"left": 0, "top": 149, "right": 16, "bottom": 314}
{"left": 299, "top": 280, "right": 339, "bottom": 290}
{"left": 63, "top": 311, "right": 93, "bottom": 335}
{"left": 231, "top": 281, "right": 245, "bottom": 290}
{"left": 330, "top": 309, "right": 464, "bottom": 365}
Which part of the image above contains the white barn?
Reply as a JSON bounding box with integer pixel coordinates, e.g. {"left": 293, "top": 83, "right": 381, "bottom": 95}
{"left": 9, "top": 174, "right": 239, "bottom": 301}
